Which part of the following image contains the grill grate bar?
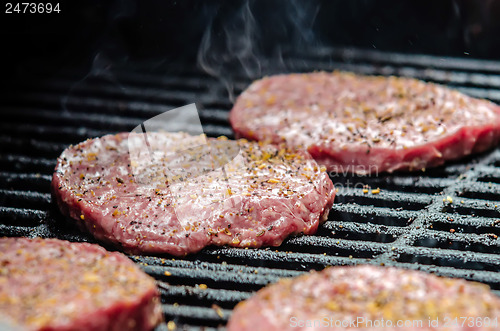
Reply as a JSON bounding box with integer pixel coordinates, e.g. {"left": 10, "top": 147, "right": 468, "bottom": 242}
{"left": 157, "top": 283, "right": 253, "bottom": 305}
{"left": 358, "top": 176, "right": 456, "bottom": 193}
{"left": 424, "top": 212, "right": 500, "bottom": 228}
{"left": 413, "top": 234, "right": 500, "bottom": 255}
{"left": 5, "top": 79, "right": 207, "bottom": 105}
{"left": 4, "top": 92, "right": 181, "bottom": 116}
{"left": 394, "top": 245, "right": 500, "bottom": 266}
{"left": 319, "top": 221, "right": 403, "bottom": 243}
{"left": 1, "top": 104, "right": 229, "bottom": 124}
{"left": 378, "top": 261, "right": 500, "bottom": 288}
{"left": 460, "top": 180, "right": 500, "bottom": 196}
{"left": 284, "top": 235, "right": 389, "bottom": 254}
{"left": 338, "top": 186, "right": 434, "bottom": 202}
{"left": 0, "top": 123, "right": 109, "bottom": 144}
{"left": 130, "top": 255, "right": 304, "bottom": 278}
{"left": 0, "top": 136, "right": 68, "bottom": 158}
{"left": 195, "top": 247, "right": 377, "bottom": 271}
{"left": 0, "top": 154, "right": 56, "bottom": 174}
{"left": 0, "top": 207, "right": 47, "bottom": 224}
{"left": 142, "top": 265, "right": 280, "bottom": 290}
{"left": 162, "top": 304, "right": 229, "bottom": 327}
{"left": 7, "top": 69, "right": 214, "bottom": 93}
{"left": 454, "top": 87, "right": 500, "bottom": 102}
{"left": 2, "top": 106, "right": 232, "bottom": 140}
{"left": 0, "top": 224, "right": 39, "bottom": 237}
{"left": 1, "top": 107, "right": 155, "bottom": 134}
{"left": 329, "top": 203, "right": 422, "bottom": 220}
{"left": 307, "top": 48, "right": 500, "bottom": 73}
{"left": 0, "top": 172, "right": 52, "bottom": 193}
{"left": 0, "top": 189, "right": 51, "bottom": 210}
{"left": 336, "top": 188, "right": 433, "bottom": 211}
{"left": 417, "top": 228, "right": 500, "bottom": 242}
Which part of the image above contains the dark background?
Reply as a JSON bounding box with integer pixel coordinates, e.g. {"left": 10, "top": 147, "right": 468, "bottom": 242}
{"left": 2, "top": 0, "right": 500, "bottom": 82}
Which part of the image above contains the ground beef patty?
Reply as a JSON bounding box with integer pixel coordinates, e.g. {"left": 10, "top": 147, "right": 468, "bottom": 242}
{"left": 0, "top": 237, "right": 162, "bottom": 331}
{"left": 51, "top": 132, "right": 335, "bottom": 256}
{"left": 230, "top": 71, "right": 500, "bottom": 174}
{"left": 227, "top": 265, "right": 500, "bottom": 331}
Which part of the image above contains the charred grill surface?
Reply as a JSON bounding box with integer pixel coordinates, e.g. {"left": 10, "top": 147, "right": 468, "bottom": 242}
{"left": 2, "top": 48, "right": 500, "bottom": 329}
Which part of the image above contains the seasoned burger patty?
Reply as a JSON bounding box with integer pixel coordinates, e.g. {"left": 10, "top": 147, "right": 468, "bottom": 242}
{"left": 0, "top": 237, "right": 162, "bottom": 331}
{"left": 230, "top": 71, "right": 500, "bottom": 174}
{"left": 227, "top": 265, "right": 500, "bottom": 331}
{"left": 51, "top": 132, "right": 335, "bottom": 256}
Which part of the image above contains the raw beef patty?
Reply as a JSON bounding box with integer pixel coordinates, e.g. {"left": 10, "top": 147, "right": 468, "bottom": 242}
{"left": 227, "top": 265, "right": 500, "bottom": 330}
{"left": 230, "top": 71, "right": 500, "bottom": 174}
{"left": 0, "top": 237, "right": 162, "bottom": 331}
{"left": 52, "top": 132, "right": 335, "bottom": 256}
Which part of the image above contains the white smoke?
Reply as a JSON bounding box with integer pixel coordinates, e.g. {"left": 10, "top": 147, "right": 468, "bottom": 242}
{"left": 197, "top": 0, "right": 322, "bottom": 102}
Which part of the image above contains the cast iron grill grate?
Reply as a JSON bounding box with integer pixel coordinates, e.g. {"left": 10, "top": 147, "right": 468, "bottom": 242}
{"left": 2, "top": 48, "right": 500, "bottom": 330}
